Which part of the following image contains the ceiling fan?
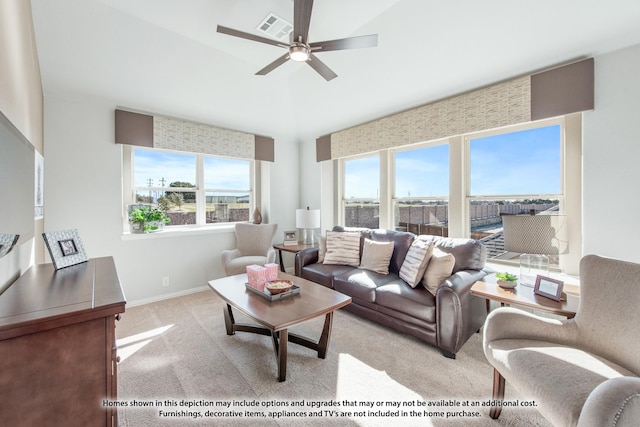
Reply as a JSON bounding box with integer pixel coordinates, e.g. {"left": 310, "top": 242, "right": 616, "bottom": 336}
{"left": 217, "top": 0, "right": 378, "bottom": 81}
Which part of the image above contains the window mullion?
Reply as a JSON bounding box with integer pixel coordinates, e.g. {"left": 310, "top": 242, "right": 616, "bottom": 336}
{"left": 196, "top": 154, "right": 205, "bottom": 225}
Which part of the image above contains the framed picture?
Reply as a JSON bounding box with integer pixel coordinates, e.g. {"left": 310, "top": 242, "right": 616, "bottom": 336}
{"left": 42, "top": 229, "right": 88, "bottom": 270}
{"left": 534, "top": 275, "right": 564, "bottom": 302}
{"left": 283, "top": 230, "right": 298, "bottom": 245}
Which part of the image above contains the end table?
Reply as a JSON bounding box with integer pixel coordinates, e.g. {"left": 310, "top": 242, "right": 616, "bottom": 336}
{"left": 471, "top": 279, "right": 580, "bottom": 319}
{"left": 273, "top": 242, "right": 317, "bottom": 272}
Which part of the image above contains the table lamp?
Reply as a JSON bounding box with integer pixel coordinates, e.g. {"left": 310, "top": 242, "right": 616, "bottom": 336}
{"left": 296, "top": 207, "right": 320, "bottom": 245}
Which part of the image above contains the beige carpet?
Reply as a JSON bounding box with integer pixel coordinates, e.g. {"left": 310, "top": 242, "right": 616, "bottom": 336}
{"left": 115, "top": 290, "right": 552, "bottom": 427}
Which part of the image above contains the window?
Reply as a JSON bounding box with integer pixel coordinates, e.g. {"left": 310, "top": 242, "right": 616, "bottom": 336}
{"left": 467, "top": 123, "right": 563, "bottom": 266}
{"left": 204, "top": 157, "right": 251, "bottom": 224}
{"left": 128, "top": 147, "right": 253, "bottom": 228}
{"left": 334, "top": 117, "right": 580, "bottom": 273}
{"left": 393, "top": 143, "right": 449, "bottom": 235}
{"left": 342, "top": 155, "right": 380, "bottom": 228}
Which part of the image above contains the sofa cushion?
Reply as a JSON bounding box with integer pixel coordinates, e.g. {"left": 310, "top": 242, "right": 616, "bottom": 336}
{"left": 375, "top": 282, "right": 436, "bottom": 323}
{"left": 399, "top": 239, "right": 434, "bottom": 287}
{"left": 423, "top": 248, "right": 455, "bottom": 295}
{"left": 429, "top": 236, "right": 486, "bottom": 273}
{"left": 360, "top": 238, "right": 395, "bottom": 274}
{"left": 370, "top": 229, "right": 415, "bottom": 274}
{"left": 333, "top": 269, "right": 398, "bottom": 303}
{"left": 314, "top": 231, "right": 327, "bottom": 263}
{"left": 323, "top": 231, "right": 361, "bottom": 267}
{"left": 300, "top": 262, "right": 353, "bottom": 288}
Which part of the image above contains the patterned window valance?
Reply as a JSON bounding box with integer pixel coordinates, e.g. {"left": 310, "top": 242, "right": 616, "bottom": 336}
{"left": 318, "top": 58, "right": 593, "bottom": 161}
{"left": 115, "top": 109, "right": 274, "bottom": 162}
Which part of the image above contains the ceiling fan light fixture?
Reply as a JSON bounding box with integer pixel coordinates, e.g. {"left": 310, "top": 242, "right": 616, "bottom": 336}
{"left": 289, "top": 43, "right": 310, "bottom": 62}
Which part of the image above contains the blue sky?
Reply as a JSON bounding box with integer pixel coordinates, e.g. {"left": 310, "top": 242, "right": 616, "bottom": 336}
{"left": 345, "top": 124, "right": 561, "bottom": 199}
{"left": 134, "top": 149, "right": 250, "bottom": 190}
{"left": 469, "top": 125, "right": 560, "bottom": 196}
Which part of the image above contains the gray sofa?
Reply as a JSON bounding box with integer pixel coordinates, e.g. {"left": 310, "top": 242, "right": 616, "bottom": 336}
{"left": 295, "top": 227, "right": 488, "bottom": 358}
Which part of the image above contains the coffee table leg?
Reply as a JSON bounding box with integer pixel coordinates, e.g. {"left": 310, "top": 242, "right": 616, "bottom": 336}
{"left": 271, "top": 329, "right": 288, "bottom": 382}
{"left": 223, "top": 304, "right": 235, "bottom": 335}
{"left": 317, "top": 312, "right": 333, "bottom": 359}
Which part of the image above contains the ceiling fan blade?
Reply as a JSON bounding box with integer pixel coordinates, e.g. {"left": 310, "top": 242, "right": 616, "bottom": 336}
{"left": 293, "top": 0, "right": 313, "bottom": 43}
{"left": 217, "top": 25, "right": 286, "bottom": 48}
{"left": 307, "top": 53, "right": 337, "bottom": 81}
{"left": 256, "top": 53, "right": 290, "bottom": 76}
{"left": 310, "top": 34, "right": 378, "bottom": 52}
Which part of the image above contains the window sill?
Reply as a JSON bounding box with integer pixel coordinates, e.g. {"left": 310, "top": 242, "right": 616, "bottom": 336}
{"left": 121, "top": 223, "right": 235, "bottom": 240}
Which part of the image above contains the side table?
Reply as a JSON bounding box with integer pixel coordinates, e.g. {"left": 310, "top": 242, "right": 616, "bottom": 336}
{"left": 471, "top": 279, "right": 580, "bottom": 319}
{"left": 273, "top": 242, "right": 318, "bottom": 272}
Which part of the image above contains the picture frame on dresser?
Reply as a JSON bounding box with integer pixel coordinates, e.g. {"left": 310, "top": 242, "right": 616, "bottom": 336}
{"left": 42, "top": 229, "right": 88, "bottom": 270}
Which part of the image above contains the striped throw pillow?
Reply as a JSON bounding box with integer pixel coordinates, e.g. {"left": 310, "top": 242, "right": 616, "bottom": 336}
{"left": 400, "top": 239, "right": 434, "bottom": 288}
{"left": 323, "top": 231, "right": 361, "bottom": 267}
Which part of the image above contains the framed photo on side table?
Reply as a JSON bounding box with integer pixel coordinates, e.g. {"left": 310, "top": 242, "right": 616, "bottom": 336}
{"left": 283, "top": 230, "right": 298, "bottom": 246}
{"left": 42, "top": 229, "right": 88, "bottom": 270}
{"left": 534, "top": 275, "right": 564, "bottom": 302}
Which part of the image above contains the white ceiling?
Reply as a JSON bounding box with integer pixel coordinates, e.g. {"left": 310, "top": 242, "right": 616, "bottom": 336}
{"left": 31, "top": 0, "right": 640, "bottom": 142}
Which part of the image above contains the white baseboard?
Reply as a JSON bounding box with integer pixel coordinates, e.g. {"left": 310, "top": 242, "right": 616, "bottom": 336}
{"left": 126, "top": 285, "right": 210, "bottom": 308}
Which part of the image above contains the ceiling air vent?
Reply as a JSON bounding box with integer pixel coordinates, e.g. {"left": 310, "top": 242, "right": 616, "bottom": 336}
{"left": 256, "top": 12, "right": 293, "bottom": 42}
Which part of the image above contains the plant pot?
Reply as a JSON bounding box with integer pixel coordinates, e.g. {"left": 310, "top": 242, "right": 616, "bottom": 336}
{"left": 129, "top": 222, "right": 144, "bottom": 234}
{"left": 497, "top": 280, "right": 517, "bottom": 289}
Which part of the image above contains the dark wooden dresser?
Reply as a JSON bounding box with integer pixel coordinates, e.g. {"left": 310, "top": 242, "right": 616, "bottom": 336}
{"left": 0, "top": 256, "right": 126, "bottom": 426}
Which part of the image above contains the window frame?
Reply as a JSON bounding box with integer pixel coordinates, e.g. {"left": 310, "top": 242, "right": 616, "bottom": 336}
{"left": 464, "top": 118, "right": 566, "bottom": 269}
{"left": 122, "top": 145, "right": 255, "bottom": 232}
{"left": 334, "top": 115, "right": 581, "bottom": 274}
{"left": 338, "top": 152, "right": 381, "bottom": 228}
{"left": 391, "top": 140, "right": 450, "bottom": 234}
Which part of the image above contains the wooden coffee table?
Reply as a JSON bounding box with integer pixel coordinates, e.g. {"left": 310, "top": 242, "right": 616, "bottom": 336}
{"left": 471, "top": 278, "right": 580, "bottom": 319}
{"left": 208, "top": 272, "right": 351, "bottom": 381}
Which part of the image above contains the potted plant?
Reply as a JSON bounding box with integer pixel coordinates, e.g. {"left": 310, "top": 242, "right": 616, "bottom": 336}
{"left": 496, "top": 272, "right": 518, "bottom": 289}
{"left": 128, "top": 205, "right": 170, "bottom": 233}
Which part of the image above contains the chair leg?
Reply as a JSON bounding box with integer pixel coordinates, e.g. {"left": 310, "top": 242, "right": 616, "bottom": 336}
{"left": 490, "top": 368, "right": 505, "bottom": 419}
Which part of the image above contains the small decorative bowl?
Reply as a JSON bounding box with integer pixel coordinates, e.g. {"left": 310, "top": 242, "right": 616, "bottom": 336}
{"left": 266, "top": 279, "right": 293, "bottom": 295}
{"left": 497, "top": 280, "right": 517, "bottom": 289}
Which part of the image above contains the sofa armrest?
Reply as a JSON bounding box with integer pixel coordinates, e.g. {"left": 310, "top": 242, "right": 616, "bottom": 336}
{"left": 295, "top": 247, "right": 319, "bottom": 276}
{"left": 436, "top": 269, "right": 488, "bottom": 355}
{"left": 578, "top": 377, "right": 640, "bottom": 427}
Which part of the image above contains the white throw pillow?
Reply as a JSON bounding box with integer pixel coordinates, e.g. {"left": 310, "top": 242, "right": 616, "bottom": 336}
{"left": 323, "top": 231, "right": 361, "bottom": 267}
{"left": 400, "top": 239, "right": 434, "bottom": 288}
{"left": 359, "top": 238, "right": 395, "bottom": 275}
{"left": 315, "top": 231, "right": 327, "bottom": 263}
{"left": 422, "top": 248, "right": 455, "bottom": 295}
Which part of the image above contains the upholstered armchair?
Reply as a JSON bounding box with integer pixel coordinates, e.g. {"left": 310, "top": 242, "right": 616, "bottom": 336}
{"left": 483, "top": 254, "right": 640, "bottom": 426}
{"left": 221, "top": 223, "right": 277, "bottom": 276}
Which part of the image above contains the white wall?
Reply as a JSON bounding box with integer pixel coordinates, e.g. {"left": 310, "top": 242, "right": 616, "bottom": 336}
{"left": 582, "top": 43, "right": 640, "bottom": 264}
{"left": 43, "top": 94, "right": 300, "bottom": 303}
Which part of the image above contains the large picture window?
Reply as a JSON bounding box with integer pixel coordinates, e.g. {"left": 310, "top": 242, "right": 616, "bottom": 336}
{"left": 342, "top": 155, "right": 380, "bottom": 229}
{"left": 393, "top": 143, "right": 449, "bottom": 236}
{"left": 467, "top": 124, "right": 564, "bottom": 266}
{"left": 128, "top": 147, "right": 253, "bottom": 228}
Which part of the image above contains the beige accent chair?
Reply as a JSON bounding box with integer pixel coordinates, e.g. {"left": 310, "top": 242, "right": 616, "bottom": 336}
{"left": 483, "top": 254, "right": 640, "bottom": 426}
{"left": 221, "top": 223, "right": 277, "bottom": 276}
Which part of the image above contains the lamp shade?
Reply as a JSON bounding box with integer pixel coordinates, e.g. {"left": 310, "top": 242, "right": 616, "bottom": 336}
{"left": 503, "top": 214, "right": 567, "bottom": 255}
{"left": 296, "top": 208, "right": 320, "bottom": 229}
